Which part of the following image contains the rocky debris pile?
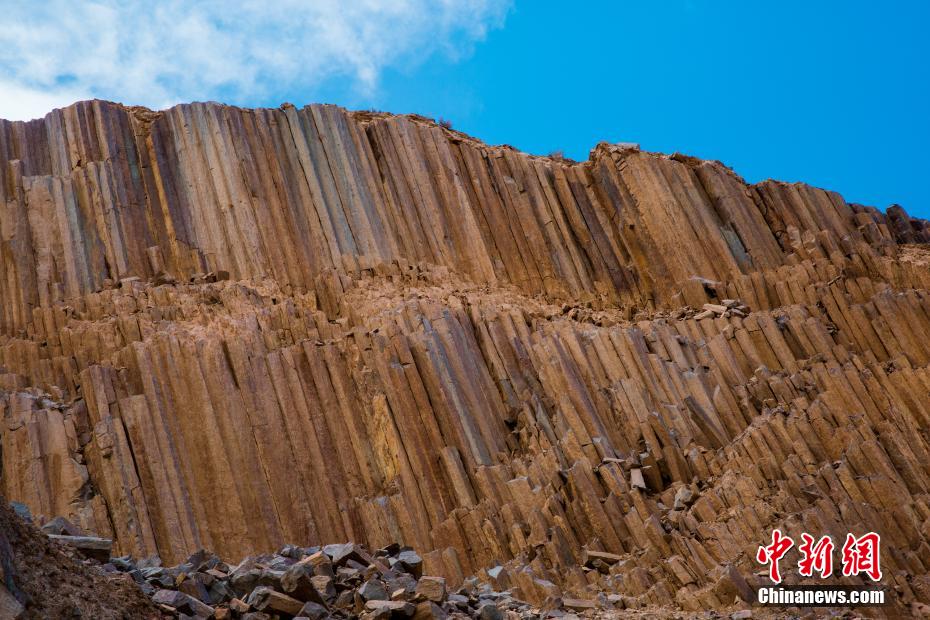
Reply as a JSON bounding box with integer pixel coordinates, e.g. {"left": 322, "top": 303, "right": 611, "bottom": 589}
{"left": 691, "top": 299, "right": 750, "bottom": 320}
{"left": 40, "top": 513, "right": 115, "bottom": 563}
{"left": 0, "top": 498, "right": 162, "bottom": 619}
{"left": 107, "top": 542, "right": 572, "bottom": 619}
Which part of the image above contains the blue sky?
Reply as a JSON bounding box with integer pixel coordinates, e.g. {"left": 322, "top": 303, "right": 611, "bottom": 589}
{"left": 1, "top": 1, "right": 928, "bottom": 217}
{"left": 357, "top": 1, "right": 929, "bottom": 218}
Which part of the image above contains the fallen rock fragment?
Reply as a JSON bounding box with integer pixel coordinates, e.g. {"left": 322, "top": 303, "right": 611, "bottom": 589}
{"left": 46, "top": 534, "right": 113, "bottom": 562}
{"left": 673, "top": 485, "right": 696, "bottom": 510}
{"left": 582, "top": 549, "right": 622, "bottom": 567}
{"left": 365, "top": 598, "right": 415, "bottom": 617}
{"left": 63, "top": 539, "right": 573, "bottom": 618}
{"left": 152, "top": 588, "right": 214, "bottom": 617}
{"left": 415, "top": 576, "right": 446, "bottom": 602}
{"left": 281, "top": 562, "right": 327, "bottom": 605}
{"left": 394, "top": 550, "right": 424, "bottom": 579}
{"left": 297, "top": 599, "right": 328, "bottom": 619}
{"left": 247, "top": 586, "right": 304, "bottom": 615}
{"left": 39, "top": 516, "right": 83, "bottom": 536}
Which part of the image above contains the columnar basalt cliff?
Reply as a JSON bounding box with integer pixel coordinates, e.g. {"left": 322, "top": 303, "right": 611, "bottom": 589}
{"left": 2, "top": 100, "right": 930, "bottom": 611}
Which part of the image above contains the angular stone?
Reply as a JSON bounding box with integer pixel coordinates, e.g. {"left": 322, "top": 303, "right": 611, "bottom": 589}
{"left": 47, "top": 535, "right": 112, "bottom": 562}
{"left": 477, "top": 603, "right": 504, "bottom": 620}
{"left": 40, "top": 516, "right": 83, "bottom": 536}
{"left": 179, "top": 576, "right": 212, "bottom": 604}
{"left": 299, "top": 551, "right": 334, "bottom": 578}
{"left": 324, "top": 543, "right": 367, "bottom": 567}
{"left": 413, "top": 600, "right": 448, "bottom": 619}
{"left": 673, "top": 486, "right": 695, "bottom": 510}
{"left": 395, "top": 551, "right": 423, "bottom": 578}
{"left": 247, "top": 586, "right": 304, "bottom": 616}
{"left": 581, "top": 550, "right": 622, "bottom": 567}
{"left": 365, "top": 599, "right": 416, "bottom": 617}
{"left": 310, "top": 575, "right": 336, "bottom": 601}
{"left": 562, "top": 598, "right": 597, "bottom": 610}
{"left": 8, "top": 504, "right": 31, "bottom": 523}
{"left": 298, "top": 599, "right": 329, "bottom": 619}
{"left": 281, "top": 563, "right": 327, "bottom": 605}
{"left": 151, "top": 589, "right": 214, "bottom": 617}
{"left": 358, "top": 578, "right": 389, "bottom": 601}
{"left": 415, "top": 576, "right": 446, "bottom": 602}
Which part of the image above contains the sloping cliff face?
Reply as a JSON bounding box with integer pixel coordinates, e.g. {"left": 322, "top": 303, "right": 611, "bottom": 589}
{"left": 2, "top": 99, "right": 930, "bottom": 608}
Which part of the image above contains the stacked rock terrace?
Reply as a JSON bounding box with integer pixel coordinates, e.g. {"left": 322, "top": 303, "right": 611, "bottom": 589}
{"left": 1, "top": 101, "right": 929, "bottom": 616}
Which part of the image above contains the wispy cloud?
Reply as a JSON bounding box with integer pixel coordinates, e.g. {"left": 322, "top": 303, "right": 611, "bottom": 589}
{"left": 0, "top": 0, "right": 510, "bottom": 121}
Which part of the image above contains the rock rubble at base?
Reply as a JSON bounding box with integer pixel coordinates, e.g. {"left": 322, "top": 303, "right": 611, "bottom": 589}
{"left": 1, "top": 499, "right": 781, "bottom": 619}
{"left": 105, "top": 542, "right": 615, "bottom": 619}
{"left": 0, "top": 499, "right": 162, "bottom": 619}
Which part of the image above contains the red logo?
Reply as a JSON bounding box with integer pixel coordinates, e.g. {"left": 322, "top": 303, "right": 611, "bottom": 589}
{"left": 798, "top": 533, "right": 834, "bottom": 578}
{"left": 756, "top": 529, "right": 794, "bottom": 584}
{"left": 841, "top": 533, "right": 882, "bottom": 581}
{"left": 757, "top": 531, "right": 882, "bottom": 583}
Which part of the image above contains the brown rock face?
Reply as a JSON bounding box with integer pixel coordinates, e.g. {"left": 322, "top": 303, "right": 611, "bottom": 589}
{"left": 2, "top": 99, "right": 930, "bottom": 610}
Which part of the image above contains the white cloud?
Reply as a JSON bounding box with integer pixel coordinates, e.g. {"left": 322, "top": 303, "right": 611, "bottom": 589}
{"left": 0, "top": 0, "right": 510, "bottom": 121}
{"left": 0, "top": 79, "right": 90, "bottom": 122}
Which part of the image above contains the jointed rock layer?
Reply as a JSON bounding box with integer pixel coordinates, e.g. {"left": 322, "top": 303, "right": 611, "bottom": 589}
{"left": 2, "top": 100, "right": 930, "bottom": 611}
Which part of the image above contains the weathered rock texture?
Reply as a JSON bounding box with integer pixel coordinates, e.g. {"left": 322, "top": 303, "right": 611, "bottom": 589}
{"left": 2, "top": 100, "right": 930, "bottom": 610}
{"left": 0, "top": 496, "right": 161, "bottom": 619}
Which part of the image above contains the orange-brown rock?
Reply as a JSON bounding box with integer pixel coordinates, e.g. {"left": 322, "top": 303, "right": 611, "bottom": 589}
{"left": 2, "top": 99, "right": 930, "bottom": 611}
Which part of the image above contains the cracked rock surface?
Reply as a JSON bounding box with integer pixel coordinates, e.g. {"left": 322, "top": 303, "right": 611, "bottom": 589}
{"left": 1, "top": 100, "right": 929, "bottom": 616}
